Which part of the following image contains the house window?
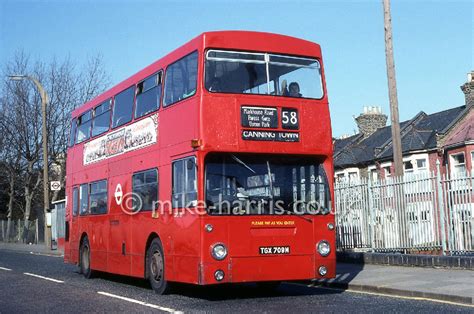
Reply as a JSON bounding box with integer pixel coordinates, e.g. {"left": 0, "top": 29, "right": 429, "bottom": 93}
{"left": 348, "top": 171, "right": 358, "bottom": 182}
{"left": 471, "top": 151, "right": 474, "bottom": 171}
{"left": 416, "top": 158, "right": 427, "bottom": 169}
{"left": 404, "top": 161, "right": 414, "bottom": 173}
{"left": 450, "top": 153, "right": 466, "bottom": 176}
{"left": 370, "top": 168, "right": 378, "bottom": 182}
{"left": 384, "top": 166, "right": 392, "bottom": 177}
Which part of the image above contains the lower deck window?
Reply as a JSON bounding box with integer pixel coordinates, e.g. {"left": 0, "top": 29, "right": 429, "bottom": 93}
{"left": 132, "top": 169, "right": 158, "bottom": 211}
{"left": 79, "top": 184, "right": 89, "bottom": 215}
{"left": 89, "top": 180, "right": 108, "bottom": 214}
{"left": 72, "top": 187, "right": 79, "bottom": 216}
{"left": 172, "top": 157, "right": 197, "bottom": 208}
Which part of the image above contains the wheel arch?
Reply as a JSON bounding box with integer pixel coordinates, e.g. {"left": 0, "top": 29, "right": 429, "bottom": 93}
{"left": 78, "top": 232, "right": 89, "bottom": 265}
{"left": 144, "top": 232, "right": 162, "bottom": 279}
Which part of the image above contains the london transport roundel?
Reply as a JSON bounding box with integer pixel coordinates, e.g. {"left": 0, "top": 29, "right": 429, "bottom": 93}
{"left": 115, "top": 184, "right": 123, "bottom": 205}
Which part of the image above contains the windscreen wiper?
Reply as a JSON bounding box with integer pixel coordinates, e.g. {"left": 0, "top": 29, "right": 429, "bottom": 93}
{"left": 231, "top": 154, "right": 256, "bottom": 174}
{"left": 279, "top": 207, "right": 313, "bottom": 223}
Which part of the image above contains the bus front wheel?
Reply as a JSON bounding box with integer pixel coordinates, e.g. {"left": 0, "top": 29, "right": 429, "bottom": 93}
{"left": 146, "top": 238, "right": 170, "bottom": 294}
{"left": 80, "top": 236, "right": 94, "bottom": 279}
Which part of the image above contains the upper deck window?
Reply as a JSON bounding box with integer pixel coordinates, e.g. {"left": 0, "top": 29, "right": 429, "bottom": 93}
{"left": 205, "top": 50, "right": 323, "bottom": 99}
{"left": 92, "top": 99, "right": 111, "bottom": 137}
{"left": 112, "top": 86, "right": 135, "bottom": 129}
{"left": 163, "top": 51, "right": 198, "bottom": 107}
{"left": 135, "top": 72, "right": 162, "bottom": 118}
{"left": 76, "top": 110, "right": 92, "bottom": 144}
{"left": 69, "top": 118, "right": 77, "bottom": 147}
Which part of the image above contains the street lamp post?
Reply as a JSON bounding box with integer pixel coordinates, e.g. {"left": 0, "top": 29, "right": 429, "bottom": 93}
{"left": 8, "top": 75, "right": 52, "bottom": 249}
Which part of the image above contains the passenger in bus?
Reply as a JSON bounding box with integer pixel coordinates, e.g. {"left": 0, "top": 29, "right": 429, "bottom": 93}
{"left": 289, "top": 82, "right": 302, "bottom": 97}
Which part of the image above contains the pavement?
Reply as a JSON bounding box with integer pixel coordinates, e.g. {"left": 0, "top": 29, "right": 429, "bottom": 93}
{"left": 0, "top": 242, "right": 63, "bottom": 256}
{"left": 1, "top": 242, "right": 473, "bottom": 310}
{"left": 314, "top": 263, "right": 474, "bottom": 305}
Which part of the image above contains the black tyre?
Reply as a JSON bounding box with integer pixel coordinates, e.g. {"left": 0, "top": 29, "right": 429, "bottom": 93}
{"left": 80, "top": 236, "right": 94, "bottom": 279}
{"left": 146, "top": 238, "right": 171, "bottom": 294}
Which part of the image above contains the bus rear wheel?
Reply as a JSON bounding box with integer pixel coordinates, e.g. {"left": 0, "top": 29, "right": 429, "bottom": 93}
{"left": 146, "top": 238, "right": 170, "bottom": 294}
{"left": 80, "top": 236, "right": 94, "bottom": 279}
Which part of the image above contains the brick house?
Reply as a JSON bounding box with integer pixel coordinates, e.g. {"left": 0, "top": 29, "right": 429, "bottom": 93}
{"left": 334, "top": 72, "right": 474, "bottom": 180}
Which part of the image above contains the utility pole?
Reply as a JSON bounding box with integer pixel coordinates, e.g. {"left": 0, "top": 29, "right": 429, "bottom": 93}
{"left": 8, "top": 75, "right": 52, "bottom": 249}
{"left": 383, "top": 0, "right": 403, "bottom": 177}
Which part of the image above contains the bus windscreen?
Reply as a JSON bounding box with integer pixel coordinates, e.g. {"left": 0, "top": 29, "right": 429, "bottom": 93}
{"left": 205, "top": 50, "right": 324, "bottom": 99}
{"left": 205, "top": 153, "right": 330, "bottom": 215}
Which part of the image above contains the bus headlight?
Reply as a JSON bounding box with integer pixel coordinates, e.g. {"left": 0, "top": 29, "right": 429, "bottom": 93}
{"left": 211, "top": 243, "right": 228, "bottom": 260}
{"left": 317, "top": 240, "right": 330, "bottom": 257}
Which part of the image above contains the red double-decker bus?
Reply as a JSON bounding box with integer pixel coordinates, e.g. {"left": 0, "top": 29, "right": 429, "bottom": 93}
{"left": 64, "top": 31, "right": 335, "bottom": 294}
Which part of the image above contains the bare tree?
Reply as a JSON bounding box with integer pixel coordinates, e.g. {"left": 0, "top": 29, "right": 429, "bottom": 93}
{"left": 0, "top": 51, "right": 109, "bottom": 242}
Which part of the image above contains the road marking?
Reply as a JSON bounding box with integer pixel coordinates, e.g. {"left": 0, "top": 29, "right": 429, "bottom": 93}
{"left": 0, "top": 267, "right": 12, "bottom": 271}
{"left": 23, "top": 272, "right": 64, "bottom": 283}
{"left": 301, "top": 283, "right": 474, "bottom": 308}
{"left": 97, "top": 291, "right": 182, "bottom": 313}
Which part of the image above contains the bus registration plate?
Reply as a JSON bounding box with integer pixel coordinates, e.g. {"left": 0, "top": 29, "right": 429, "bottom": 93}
{"left": 259, "top": 246, "right": 290, "bottom": 255}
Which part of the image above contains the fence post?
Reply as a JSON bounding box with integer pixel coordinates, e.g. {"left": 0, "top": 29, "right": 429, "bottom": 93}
{"left": 436, "top": 160, "right": 447, "bottom": 255}
{"left": 367, "top": 178, "right": 375, "bottom": 250}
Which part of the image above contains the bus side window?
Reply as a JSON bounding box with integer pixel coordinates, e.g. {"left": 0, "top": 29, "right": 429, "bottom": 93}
{"left": 163, "top": 51, "right": 198, "bottom": 107}
{"left": 79, "top": 183, "right": 89, "bottom": 215}
{"left": 76, "top": 111, "right": 92, "bottom": 144}
{"left": 92, "top": 99, "right": 111, "bottom": 137}
{"left": 89, "top": 180, "right": 108, "bottom": 215}
{"left": 72, "top": 186, "right": 79, "bottom": 216}
{"left": 172, "top": 157, "right": 197, "bottom": 208}
{"left": 132, "top": 169, "right": 158, "bottom": 211}
{"left": 69, "top": 118, "right": 77, "bottom": 147}
{"left": 112, "top": 86, "right": 135, "bottom": 128}
{"left": 135, "top": 72, "right": 162, "bottom": 119}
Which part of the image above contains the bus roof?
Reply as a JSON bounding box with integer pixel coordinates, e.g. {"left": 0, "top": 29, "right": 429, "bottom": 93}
{"left": 71, "top": 31, "right": 322, "bottom": 118}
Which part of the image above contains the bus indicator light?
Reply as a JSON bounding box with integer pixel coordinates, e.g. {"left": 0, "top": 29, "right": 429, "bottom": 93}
{"left": 191, "top": 139, "right": 202, "bottom": 148}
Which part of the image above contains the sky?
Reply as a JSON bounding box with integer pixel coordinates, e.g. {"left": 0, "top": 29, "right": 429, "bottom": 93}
{"left": 1, "top": 0, "right": 472, "bottom": 137}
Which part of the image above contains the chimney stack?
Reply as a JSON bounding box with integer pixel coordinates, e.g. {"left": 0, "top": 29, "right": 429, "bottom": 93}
{"left": 461, "top": 71, "right": 474, "bottom": 108}
{"left": 355, "top": 106, "right": 388, "bottom": 138}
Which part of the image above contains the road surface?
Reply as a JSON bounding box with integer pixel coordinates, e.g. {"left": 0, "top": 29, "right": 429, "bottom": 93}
{"left": 0, "top": 249, "right": 471, "bottom": 313}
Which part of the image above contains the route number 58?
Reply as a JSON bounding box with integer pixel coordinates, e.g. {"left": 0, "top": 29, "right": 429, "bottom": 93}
{"left": 282, "top": 108, "right": 299, "bottom": 130}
